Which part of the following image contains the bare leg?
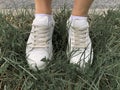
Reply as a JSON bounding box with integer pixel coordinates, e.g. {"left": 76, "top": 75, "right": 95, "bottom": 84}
{"left": 34, "top": 0, "right": 52, "bottom": 14}
{"left": 72, "top": 0, "right": 94, "bottom": 16}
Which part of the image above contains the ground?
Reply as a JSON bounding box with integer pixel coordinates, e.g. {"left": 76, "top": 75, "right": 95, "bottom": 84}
{"left": 0, "top": 8, "right": 120, "bottom": 90}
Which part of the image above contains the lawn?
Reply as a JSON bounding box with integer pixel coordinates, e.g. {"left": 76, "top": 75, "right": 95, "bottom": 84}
{"left": 0, "top": 8, "right": 120, "bottom": 90}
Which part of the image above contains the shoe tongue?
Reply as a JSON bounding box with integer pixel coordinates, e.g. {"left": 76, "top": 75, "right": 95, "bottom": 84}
{"left": 32, "top": 16, "right": 49, "bottom": 26}
{"left": 71, "top": 19, "right": 89, "bottom": 30}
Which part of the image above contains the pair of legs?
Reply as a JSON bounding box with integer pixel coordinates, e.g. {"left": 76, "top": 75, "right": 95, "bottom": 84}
{"left": 34, "top": 0, "right": 93, "bottom": 16}
{"left": 26, "top": 0, "right": 94, "bottom": 71}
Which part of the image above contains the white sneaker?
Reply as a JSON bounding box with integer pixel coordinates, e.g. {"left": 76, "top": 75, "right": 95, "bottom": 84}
{"left": 26, "top": 16, "right": 55, "bottom": 71}
{"left": 67, "top": 18, "right": 93, "bottom": 68}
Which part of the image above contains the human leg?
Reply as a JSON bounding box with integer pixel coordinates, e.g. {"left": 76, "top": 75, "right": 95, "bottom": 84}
{"left": 72, "top": 0, "right": 93, "bottom": 16}
{"left": 26, "top": 0, "right": 55, "bottom": 71}
{"left": 67, "top": 0, "right": 94, "bottom": 67}
{"left": 34, "top": 0, "right": 52, "bottom": 14}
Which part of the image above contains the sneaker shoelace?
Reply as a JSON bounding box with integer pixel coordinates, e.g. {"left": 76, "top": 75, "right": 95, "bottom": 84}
{"left": 71, "top": 27, "right": 89, "bottom": 49}
{"left": 29, "top": 25, "right": 50, "bottom": 48}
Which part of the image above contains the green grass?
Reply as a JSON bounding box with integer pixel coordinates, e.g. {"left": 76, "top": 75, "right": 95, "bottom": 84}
{"left": 0, "top": 8, "right": 120, "bottom": 90}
